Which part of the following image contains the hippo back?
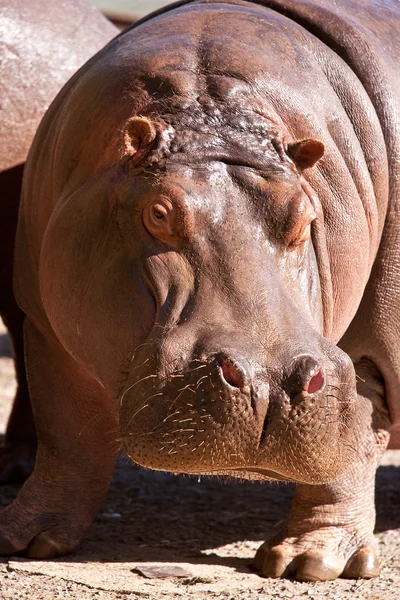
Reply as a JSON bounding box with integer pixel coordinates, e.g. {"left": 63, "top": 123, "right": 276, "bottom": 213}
{"left": 0, "top": 0, "right": 117, "bottom": 171}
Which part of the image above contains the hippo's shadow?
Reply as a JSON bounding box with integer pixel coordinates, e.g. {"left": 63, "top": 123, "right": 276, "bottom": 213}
{"left": 0, "top": 334, "right": 12, "bottom": 358}
{"left": 375, "top": 465, "right": 400, "bottom": 533}
{"left": 45, "top": 455, "right": 400, "bottom": 568}
{"left": 68, "top": 455, "right": 294, "bottom": 570}
{"left": 0, "top": 445, "right": 399, "bottom": 570}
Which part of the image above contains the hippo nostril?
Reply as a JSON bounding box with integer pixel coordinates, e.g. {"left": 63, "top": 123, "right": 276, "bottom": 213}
{"left": 220, "top": 358, "right": 246, "bottom": 389}
{"left": 307, "top": 369, "right": 324, "bottom": 394}
{"left": 286, "top": 356, "right": 325, "bottom": 397}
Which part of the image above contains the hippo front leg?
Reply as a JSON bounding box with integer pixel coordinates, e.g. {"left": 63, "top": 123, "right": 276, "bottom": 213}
{"left": 255, "top": 364, "right": 391, "bottom": 581}
{"left": 0, "top": 319, "right": 118, "bottom": 557}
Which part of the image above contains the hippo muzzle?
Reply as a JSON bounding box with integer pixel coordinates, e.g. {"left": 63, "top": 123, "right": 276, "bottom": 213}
{"left": 120, "top": 323, "right": 356, "bottom": 484}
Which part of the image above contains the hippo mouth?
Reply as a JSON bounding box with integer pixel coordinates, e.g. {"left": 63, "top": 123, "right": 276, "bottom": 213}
{"left": 185, "top": 466, "right": 300, "bottom": 483}
{"left": 119, "top": 346, "right": 357, "bottom": 485}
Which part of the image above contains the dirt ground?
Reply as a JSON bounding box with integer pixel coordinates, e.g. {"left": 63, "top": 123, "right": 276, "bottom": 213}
{"left": 0, "top": 326, "right": 399, "bottom": 600}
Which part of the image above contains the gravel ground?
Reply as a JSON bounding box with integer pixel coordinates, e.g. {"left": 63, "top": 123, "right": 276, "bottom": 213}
{"left": 0, "top": 325, "right": 399, "bottom": 600}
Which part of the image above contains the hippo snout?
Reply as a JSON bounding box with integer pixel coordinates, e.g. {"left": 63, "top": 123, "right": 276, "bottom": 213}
{"left": 119, "top": 330, "right": 356, "bottom": 485}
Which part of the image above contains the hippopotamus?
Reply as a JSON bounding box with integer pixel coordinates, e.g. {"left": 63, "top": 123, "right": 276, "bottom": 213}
{"left": 1, "top": 0, "right": 399, "bottom": 583}
{"left": 0, "top": 0, "right": 117, "bottom": 482}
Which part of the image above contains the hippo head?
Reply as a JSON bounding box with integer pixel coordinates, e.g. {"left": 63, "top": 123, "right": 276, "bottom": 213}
{"left": 111, "top": 99, "right": 357, "bottom": 485}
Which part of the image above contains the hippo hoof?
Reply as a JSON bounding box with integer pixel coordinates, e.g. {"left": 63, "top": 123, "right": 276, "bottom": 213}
{"left": 0, "top": 474, "right": 93, "bottom": 558}
{"left": 254, "top": 538, "right": 380, "bottom": 581}
{"left": 0, "top": 506, "right": 81, "bottom": 558}
{"left": 0, "top": 528, "right": 77, "bottom": 559}
{"left": 0, "top": 442, "right": 36, "bottom": 484}
{"left": 342, "top": 546, "right": 381, "bottom": 579}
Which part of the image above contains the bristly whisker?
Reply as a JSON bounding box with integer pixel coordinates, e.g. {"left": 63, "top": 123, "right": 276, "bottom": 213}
{"left": 195, "top": 375, "right": 209, "bottom": 389}
{"left": 162, "top": 410, "right": 182, "bottom": 423}
{"left": 168, "top": 385, "right": 197, "bottom": 410}
{"left": 128, "top": 341, "right": 155, "bottom": 364}
{"left": 119, "top": 374, "right": 158, "bottom": 406}
{"left": 122, "top": 403, "right": 150, "bottom": 435}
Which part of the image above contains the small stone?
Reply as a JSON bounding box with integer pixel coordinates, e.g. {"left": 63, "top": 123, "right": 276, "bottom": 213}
{"left": 133, "top": 565, "right": 193, "bottom": 579}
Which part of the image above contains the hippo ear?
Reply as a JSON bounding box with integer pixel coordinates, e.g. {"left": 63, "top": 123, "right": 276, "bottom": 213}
{"left": 287, "top": 139, "right": 325, "bottom": 169}
{"left": 123, "top": 117, "right": 157, "bottom": 159}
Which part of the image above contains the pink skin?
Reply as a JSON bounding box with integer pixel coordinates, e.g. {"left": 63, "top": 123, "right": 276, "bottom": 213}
{"left": 1, "top": 0, "right": 398, "bottom": 584}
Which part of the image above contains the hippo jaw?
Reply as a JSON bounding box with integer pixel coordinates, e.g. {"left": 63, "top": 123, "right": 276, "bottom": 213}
{"left": 115, "top": 147, "right": 358, "bottom": 485}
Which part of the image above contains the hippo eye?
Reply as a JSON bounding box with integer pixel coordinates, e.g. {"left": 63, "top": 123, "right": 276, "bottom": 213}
{"left": 152, "top": 205, "right": 167, "bottom": 220}
{"left": 143, "top": 198, "right": 177, "bottom": 243}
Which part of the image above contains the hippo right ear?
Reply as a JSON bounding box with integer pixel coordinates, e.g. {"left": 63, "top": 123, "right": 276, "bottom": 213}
{"left": 123, "top": 117, "right": 157, "bottom": 162}
{"left": 287, "top": 139, "right": 324, "bottom": 169}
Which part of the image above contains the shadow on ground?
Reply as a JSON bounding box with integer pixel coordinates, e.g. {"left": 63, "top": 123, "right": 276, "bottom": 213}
{"left": 0, "top": 334, "right": 11, "bottom": 358}
{"left": 0, "top": 449, "right": 399, "bottom": 570}
{"left": 375, "top": 465, "right": 400, "bottom": 532}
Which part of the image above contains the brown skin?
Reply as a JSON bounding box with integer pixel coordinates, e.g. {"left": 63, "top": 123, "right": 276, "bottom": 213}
{"left": 0, "top": 0, "right": 117, "bottom": 482}
{"left": 1, "top": 0, "right": 398, "bottom": 582}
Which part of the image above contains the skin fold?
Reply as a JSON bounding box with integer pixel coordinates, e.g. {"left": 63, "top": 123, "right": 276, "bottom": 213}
{"left": 1, "top": 0, "right": 399, "bottom": 582}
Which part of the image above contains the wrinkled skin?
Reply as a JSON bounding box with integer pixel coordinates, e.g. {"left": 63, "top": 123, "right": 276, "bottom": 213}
{"left": 0, "top": 0, "right": 117, "bottom": 482}
{"left": 1, "top": 0, "right": 399, "bottom": 583}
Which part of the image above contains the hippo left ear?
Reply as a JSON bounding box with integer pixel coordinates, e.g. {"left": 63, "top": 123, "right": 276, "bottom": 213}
{"left": 287, "top": 139, "right": 325, "bottom": 169}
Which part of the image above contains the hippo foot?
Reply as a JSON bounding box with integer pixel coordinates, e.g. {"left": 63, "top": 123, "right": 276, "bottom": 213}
{"left": 254, "top": 527, "right": 379, "bottom": 581}
{"left": 0, "top": 507, "right": 81, "bottom": 559}
{"left": 0, "top": 441, "right": 36, "bottom": 485}
{"left": 0, "top": 474, "right": 98, "bottom": 558}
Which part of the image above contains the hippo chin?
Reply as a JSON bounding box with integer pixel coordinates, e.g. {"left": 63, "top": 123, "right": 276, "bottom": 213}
{"left": 1, "top": 0, "right": 399, "bottom": 584}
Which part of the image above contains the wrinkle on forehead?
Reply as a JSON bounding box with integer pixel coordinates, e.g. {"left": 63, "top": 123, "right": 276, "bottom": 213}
{"left": 131, "top": 89, "right": 291, "bottom": 174}
{"left": 127, "top": 16, "right": 292, "bottom": 171}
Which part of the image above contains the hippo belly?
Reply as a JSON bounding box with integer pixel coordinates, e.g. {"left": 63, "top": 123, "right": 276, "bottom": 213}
{"left": 1, "top": 0, "right": 400, "bottom": 583}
